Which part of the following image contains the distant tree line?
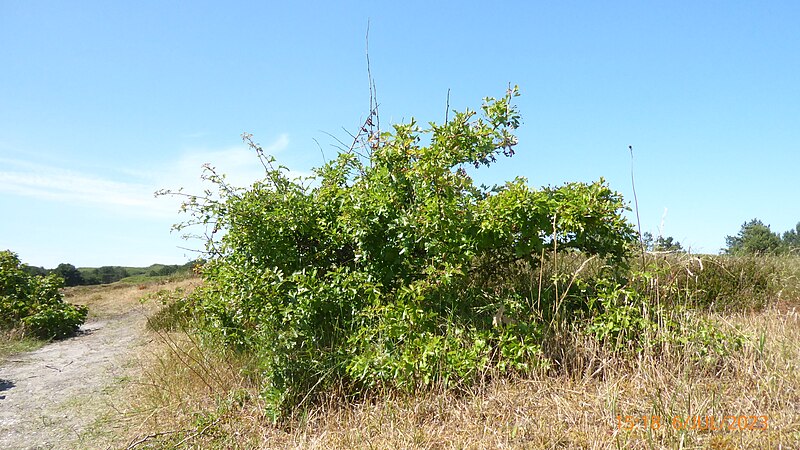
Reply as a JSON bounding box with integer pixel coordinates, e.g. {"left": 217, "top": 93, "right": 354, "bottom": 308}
{"left": 13, "top": 219, "right": 800, "bottom": 289}
{"left": 637, "top": 219, "right": 800, "bottom": 257}
{"left": 724, "top": 219, "right": 800, "bottom": 256}
{"left": 641, "top": 232, "right": 684, "bottom": 253}
{"left": 21, "top": 261, "right": 197, "bottom": 287}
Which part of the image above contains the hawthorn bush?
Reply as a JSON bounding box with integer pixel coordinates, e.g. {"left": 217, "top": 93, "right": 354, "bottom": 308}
{"left": 170, "top": 87, "right": 642, "bottom": 418}
{"left": 0, "top": 250, "right": 88, "bottom": 339}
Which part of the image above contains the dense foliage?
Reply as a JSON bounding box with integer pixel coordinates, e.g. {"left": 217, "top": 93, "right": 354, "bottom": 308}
{"left": 163, "top": 88, "right": 754, "bottom": 423}
{"left": 166, "top": 88, "right": 647, "bottom": 418}
{"left": 0, "top": 250, "right": 88, "bottom": 339}
{"left": 784, "top": 223, "right": 800, "bottom": 250}
{"left": 724, "top": 219, "right": 800, "bottom": 255}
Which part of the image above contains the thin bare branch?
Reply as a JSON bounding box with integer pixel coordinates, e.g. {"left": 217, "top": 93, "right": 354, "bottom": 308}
{"left": 445, "top": 88, "right": 451, "bottom": 123}
{"left": 313, "top": 138, "right": 327, "bottom": 164}
{"left": 629, "top": 145, "right": 646, "bottom": 267}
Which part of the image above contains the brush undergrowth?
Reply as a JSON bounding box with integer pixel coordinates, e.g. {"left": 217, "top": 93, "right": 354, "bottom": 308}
{"left": 127, "top": 253, "right": 800, "bottom": 448}
{"left": 0, "top": 328, "right": 48, "bottom": 359}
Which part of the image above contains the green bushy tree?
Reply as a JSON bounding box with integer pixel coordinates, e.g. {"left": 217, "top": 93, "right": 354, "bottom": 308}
{"left": 782, "top": 222, "right": 800, "bottom": 253}
{"left": 80, "top": 266, "right": 130, "bottom": 285}
{"left": 22, "top": 265, "right": 48, "bottom": 277}
{"left": 0, "top": 250, "right": 88, "bottom": 339}
{"left": 53, "top": 263, "right": 84, "bottom": 287}
{"left": 167, "top": 87, "right": 637, "bottom": 419}
{"left": 724, "top": 219, "right": 782, "bottom": 256}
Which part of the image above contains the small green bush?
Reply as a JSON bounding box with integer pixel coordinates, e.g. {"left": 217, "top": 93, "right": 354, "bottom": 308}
{"left": 688, "top": 255, "right": 777, "bottom": 310}
{"left": 580, "top": 270, "right": 746, "bottom": 359}
{"left": 0, "top": 250, "right": 88, "bottom": 339}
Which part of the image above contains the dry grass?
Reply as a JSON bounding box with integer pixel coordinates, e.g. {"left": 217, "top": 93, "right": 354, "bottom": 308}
{"left": 0, "top": 328, "right": 46, "bottom": 359}
{"left": 62, "top": 276, "right": 200, "bottom": 321}
{"left": 49, "top": 277, "right": 202, "bottom": 449}
{"left": 116, "top": 298, "right": 800, "bottom": 449}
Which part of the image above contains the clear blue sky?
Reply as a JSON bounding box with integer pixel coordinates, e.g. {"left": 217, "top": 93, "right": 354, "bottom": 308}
{"left": 2, "top": 1, "right": 799, "bottom": 268}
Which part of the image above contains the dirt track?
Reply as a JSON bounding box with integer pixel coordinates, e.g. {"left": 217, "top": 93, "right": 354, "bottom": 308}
{"left": 0, "top": 313, "right": 148, "bottom": 449}
{"left": 0, "top": 281, "right": 195, "bottom": 450}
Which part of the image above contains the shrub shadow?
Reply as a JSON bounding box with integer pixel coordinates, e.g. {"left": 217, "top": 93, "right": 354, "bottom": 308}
{"left": 0, "top": 378, "right": 15, "bottom": 392}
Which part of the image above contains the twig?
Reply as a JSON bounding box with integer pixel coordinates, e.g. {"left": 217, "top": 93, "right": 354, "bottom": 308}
{"left": 536, "top": 247, "right": 545, "bottom": 315}
{"left": 242, "top": 133, "right": 285, "bottom": 195}
{"left": 44, "top": 361, "right": 73, "bottom": 372}
{"left": 365, "top": 20, "right": 380, "bottom": 157}
{"left": 175, "top": 246, "right": 204, "bottom": 255}
{"left": 126, "top": 428, "right": 191, "bottom": 449}
{"left": 313, "top": 138, "right": 327, "bottom": 164}
{"left": 445, "top": 88, "right": 451, "bottom": 123}
{"left": 153, "top": 327, "right": 216, "bottom": 393}
{"left": 173, "top": 417, "right": 222, "bottom": 447}
{"left": 555, "top": 255, "right": 598, "bottom": 314}
{"left": 551, "top": 213, "right": 559, "bottom": 319}
{"left": 366, "top": 20, "right": 374, "bottom": 121}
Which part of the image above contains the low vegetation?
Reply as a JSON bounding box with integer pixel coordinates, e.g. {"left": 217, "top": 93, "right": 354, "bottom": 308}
{"left": 6, "top": 87, "right": 799, "bottom": 447}
{"left": 1, "top": 252, "right": 196, "bottom": 354}
{"left": 0, "top": 329, "right": 47, "bottom": 359}
{"left": 119, "top": 253, "right": 800, "bottom": 448}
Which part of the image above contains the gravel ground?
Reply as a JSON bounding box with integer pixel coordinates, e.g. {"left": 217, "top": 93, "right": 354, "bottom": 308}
{"left": 0, "top": 293, "right": 156, "bottom": 449}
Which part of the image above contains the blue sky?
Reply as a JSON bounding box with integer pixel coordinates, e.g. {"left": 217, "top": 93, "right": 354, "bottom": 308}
{"left": 2, "top": 1, "right": 798, "bottom": 268}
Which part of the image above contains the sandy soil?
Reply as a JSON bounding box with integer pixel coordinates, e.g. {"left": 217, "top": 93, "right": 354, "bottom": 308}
{"left": 0, "top": 280, "right": 196, "bottom": 450}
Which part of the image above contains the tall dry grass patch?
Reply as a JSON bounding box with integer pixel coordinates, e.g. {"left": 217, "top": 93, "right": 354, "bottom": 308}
{"left": 62, "top": 276, "right": 201, "bottom": 320}
{"left": 121, "top": 305, "right": 800, "bottom": 448}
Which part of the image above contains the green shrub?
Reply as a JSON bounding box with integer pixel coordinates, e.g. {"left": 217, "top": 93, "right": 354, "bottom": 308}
{"left": 144, "top": 288, "right": 195, "bottom": 331}
{"left": 585, "top": 279, "right": 656, "bottom": 352}
{"left": 166, "top": 88, "right": 640, "bottom": 419}
{"left": 0, "top": 250, "right": 88, "bottom": 339}
{"left": 626, "top": 253, "right": 790, "bottom": 312}
{"left": 688, "top": 255, "right": 778, "bottom": 310}
{"left": 579, "top": 270, "right": 746, "bottom": 360}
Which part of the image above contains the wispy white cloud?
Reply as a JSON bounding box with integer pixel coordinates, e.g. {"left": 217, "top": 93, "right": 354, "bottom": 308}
{"left": 0, "top": 159, "right": 158, "bottom": 209}
{"left": 181, "top": 131, "right": 209, "bottom": 139}
{"left": 0, "top": 134, "right": 300, "bottom": 218}
{"left": 166, "top": 134, "right": 291, "bottom": 192}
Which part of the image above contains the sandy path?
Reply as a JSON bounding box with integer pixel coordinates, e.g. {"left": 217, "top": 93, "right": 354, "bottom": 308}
{"left": 0, "top": 288, "right": 161, "bottom": 450}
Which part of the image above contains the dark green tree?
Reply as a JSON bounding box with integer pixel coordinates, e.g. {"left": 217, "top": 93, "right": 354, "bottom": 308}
{"left": 642, "top": 232, "right": 654, "bottom": 251}
{"left": 53, "top": 263, "right": 84, "bottom": 287}
{"left": 81, "top": 270, "right": 101, "bottom": 285}
{"left": 654, "top": 235, "right": 683, "bottom": 252}
{"left": 21, "top": 265, "right": 48, "bottom": 277}
{"left": 642, "top": 232, "right": 683, "bottom": 252}
{"left": 724, "top": 219, "right": 782, "bottom": 256}
{"left": 93, "top": 266, "right": 129, "bottom": 284}
{"left": 782, "top": 222, "right": 800, "bottom": 252}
